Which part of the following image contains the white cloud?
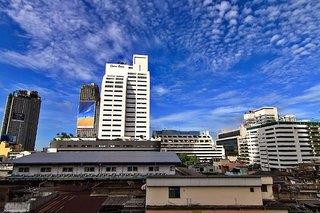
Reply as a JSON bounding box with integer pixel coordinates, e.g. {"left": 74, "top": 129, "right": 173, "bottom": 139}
{"left": 152, "top": 110, "right": 201, "bottom": 124}
{"left": 0, "top": 1, "right": 132, "bottom": 81}
{"left": 225, "top": 9, "right": 238, "bottom": 20}
{"left": 203, "top": 0, "right": 212, "bottom": 7}
{"left": 288, "top": 84, "right": 320, "bottom": 105}
{"left": 153, "top": 85, "right": 169, "bottom": 96}
{"left": 270, "top": 35, "right": 280, "bottom": 43}
{"left": 243, "top": 15, "right": 254, "bottom": 24}
{"left": 217, "top": 1, "right": 231, "bottom": 15}
{"left": 210, "top": 106, "right": 246, "bottom": 116}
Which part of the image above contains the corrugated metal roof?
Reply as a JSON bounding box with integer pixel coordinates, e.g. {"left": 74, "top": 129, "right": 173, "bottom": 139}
{"left": 9, "top": 151, "right": 181, "bottom": 165}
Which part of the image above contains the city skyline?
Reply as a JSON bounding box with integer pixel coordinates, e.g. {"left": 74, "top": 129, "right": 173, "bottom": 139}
{"left": 1, "top": 0, "right": 320, "bottom": 149}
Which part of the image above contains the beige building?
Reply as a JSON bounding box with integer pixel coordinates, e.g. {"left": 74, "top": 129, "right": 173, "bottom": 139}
{"left": 146, "top": 176, "right": 287, "bottom": 213}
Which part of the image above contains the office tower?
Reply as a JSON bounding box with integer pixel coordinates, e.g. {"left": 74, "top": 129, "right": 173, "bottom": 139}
{"left": 216, "top": 126, "right": 246, "bottom": 156}
{"left": 76, "top": 83, "right": 100, "bottom": 138}
{"left": 244, "top": 107, "right": 278, "bottom": 127}
{"left": 1, "top": 90, "right": 41, "bottom": 151}
{"left": 98, "top": 54, "right": 150, "bottom": 140}
{"left": 154, "top": 130, "right": 225, "bottom": 162}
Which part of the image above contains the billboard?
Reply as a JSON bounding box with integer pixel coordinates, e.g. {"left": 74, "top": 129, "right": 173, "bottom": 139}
{"left": 77, "top": 101, "right": 95, "bottom": 129}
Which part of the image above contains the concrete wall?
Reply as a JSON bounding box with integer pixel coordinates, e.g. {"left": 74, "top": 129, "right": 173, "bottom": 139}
{"left": 4, "top": 192, "right": 57, "bottom": 213}
{"left": 146, "top": 210, "right": 287, "bottom": 213}
{"left": 146, "top": 186, "right": 263, "bottom": 206}
{"left": 261, "top": 176, "right": 274, "bottom": 200}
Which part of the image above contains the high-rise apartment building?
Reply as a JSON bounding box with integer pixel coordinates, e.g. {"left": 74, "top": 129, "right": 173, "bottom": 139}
{"left": 76, "top": 83, "right": 100, "bottom": 138}
{"left": 98, "top": 54, "right": 150, "bottom": 140}
{"left": 154, "top": 130, "right": 225, "bottom": 162}
{"left": 1, "top": 90, "right": 41, "bottom": 151}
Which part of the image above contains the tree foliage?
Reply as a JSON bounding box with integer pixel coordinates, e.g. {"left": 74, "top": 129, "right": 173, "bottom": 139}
{"left": 55, "top": 132, "right": 74, "bottom": 139}
{"left": 178, "top": 153, "right": 199, "bottom": 166}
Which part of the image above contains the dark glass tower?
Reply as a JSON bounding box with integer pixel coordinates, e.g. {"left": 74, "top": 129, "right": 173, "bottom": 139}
{"left": 76, "top": 83, "right": 100, "bottom": 138}
{"left": 1, "top": 90, "right": 41, "bottom": 151}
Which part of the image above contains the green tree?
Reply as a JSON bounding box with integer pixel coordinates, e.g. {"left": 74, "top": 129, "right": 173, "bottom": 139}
{"left": 178, "top": 153, "right": 199, "bottom": 166}
{"left": 54, "top": 132, "right": 74, "bottom": 140}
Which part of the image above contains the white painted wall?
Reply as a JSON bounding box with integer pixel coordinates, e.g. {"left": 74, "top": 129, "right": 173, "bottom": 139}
{"left": 12, "top": 164, "right": 176, "bottom": 176}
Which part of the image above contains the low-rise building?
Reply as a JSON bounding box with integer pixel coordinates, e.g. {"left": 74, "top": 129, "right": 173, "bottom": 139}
{"left": 154, "top": 130, "right": 225, "bottom": 162}
{"left": 146, "top": 176, "right": 287, "bottom": 212}
{"left": 8, "top": 151, "right": 180, "bottom": 180}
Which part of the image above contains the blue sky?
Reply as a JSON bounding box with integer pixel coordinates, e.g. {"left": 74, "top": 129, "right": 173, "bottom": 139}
{"left": 1, "top": 0, "right": 320, "bottom": 149}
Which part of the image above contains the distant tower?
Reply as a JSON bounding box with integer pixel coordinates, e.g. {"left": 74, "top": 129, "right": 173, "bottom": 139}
{"left": 77, "top": 83, "right": 100, "bottom": 138}
{"left": 98, "top": 54, "right": 150, "bottom": 140}
{"left": 1, "top": 90, "right": 41, "bottom": 151}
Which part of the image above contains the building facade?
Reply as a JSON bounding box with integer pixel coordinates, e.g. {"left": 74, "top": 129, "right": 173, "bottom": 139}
{"left": 49, "top": 138, "right": 161, "bottom": 152}
{"left": 98, "top": 55, "right": 150, "bottom": 140}
{"left": 239, "top": 121, "right": 320, "bottom": 170}
{"left": 76, "top": 83, "right": 100, "bottom": 138}
{"left": 216, "top": 127, "right": 245, "bottom": 157}
{"left": 9, "top": 151, "right": 180, "bottom": 179}
{"left": 146, "top": 176, "right": 287, "bottom": 213}
{"left": 244, "top": 107, "right": 278, "bottom": 127}
{"left": 1, "top": 90, "right": 41, "bottom": 151}
{"left": 238, "top": 127, "right": 260, "bottom": 165}
{"left": 154, "top": 130, "right": 225, "bottom": 162}
{"left": 258, "top": 121, "right": 320, "bottom": 171}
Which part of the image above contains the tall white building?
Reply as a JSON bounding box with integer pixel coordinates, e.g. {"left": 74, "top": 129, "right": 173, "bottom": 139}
{"left": 98, "top": 55, "right": 150, "bottom": 140}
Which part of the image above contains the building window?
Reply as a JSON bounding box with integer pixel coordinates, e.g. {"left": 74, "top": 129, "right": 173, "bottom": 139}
{"left": 148, "top": 166, "right": 159, "bottom": 172}
{"left": 62, "top": 167, "right": 73, "bottom": 172}
{"left": 169, "top": 187, "right": 180, "bottom": 198}
{"left": 250, "top": 187, "right": 254, "bottom": 192}
{"left": 261, "top": 185, "right": 268, "bottom": 192}
{"left": 40, "top": 167, "right": 51, "bottom": 173}
{"left": 106, "top": 167, "right": 117, "bottom": 172}
{"left": 18, "top": 167, "right": 29, "bottom": 173}
{"left": 84, "top": 167, "right": 95, "bottom": 172}
{"left": 127, "top": 166, "right": 138, "bottom": 172}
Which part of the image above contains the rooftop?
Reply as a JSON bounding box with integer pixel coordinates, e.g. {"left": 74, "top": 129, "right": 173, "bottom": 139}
{"left": 153, "top": 130, "right": 211, "bottom": 136}
{"left": 9, "top": 151, "right": 181, "bottom": 165}
{"left": 246, "top": 121, "right": 320, "bottom": 130}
